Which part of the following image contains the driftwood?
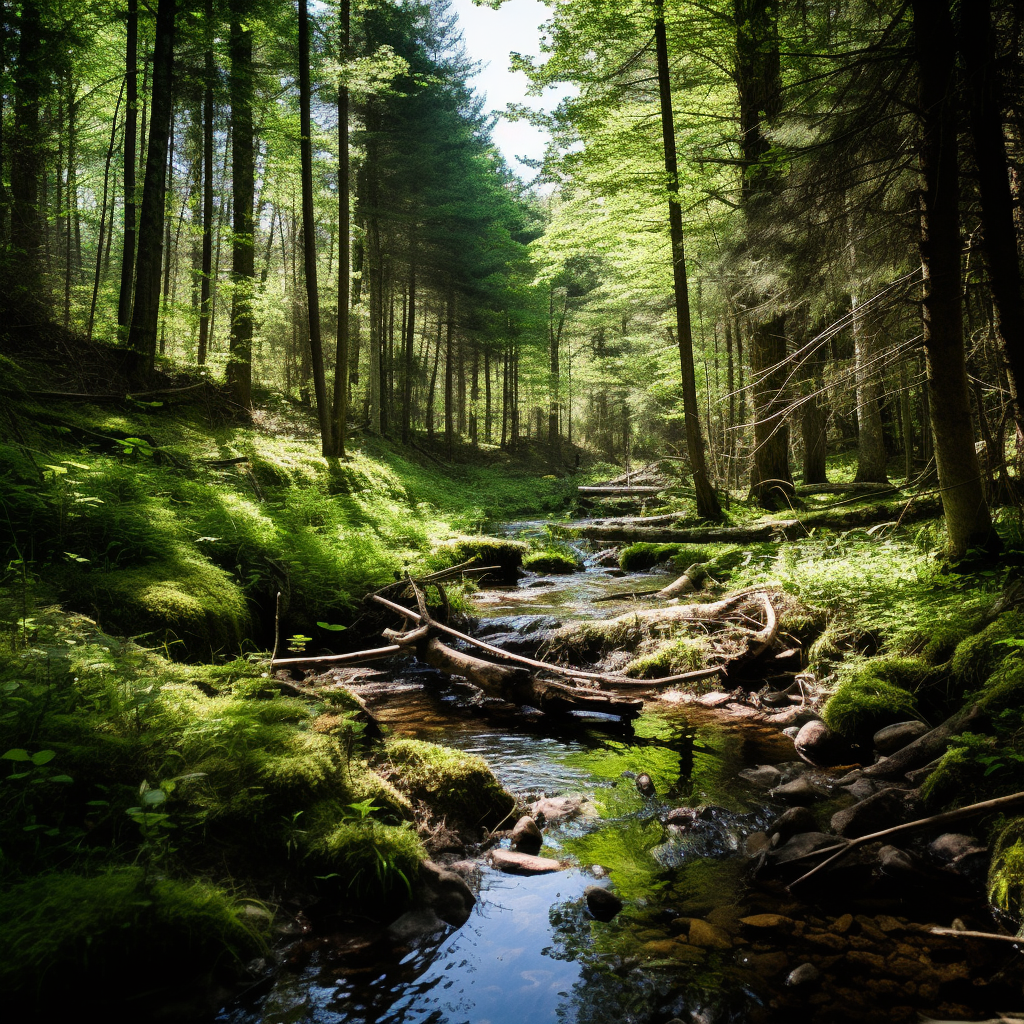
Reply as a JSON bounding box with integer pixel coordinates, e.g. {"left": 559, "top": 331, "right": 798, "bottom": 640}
{"left": 657, "top": 562, "right": 708, "bottom": 599}
{"left": 577, "top": 486, "right": 665, "bottom": 496}
{"left": 369, "top": 592, "right": 718, "bottom": 691}
{"left": 554, "top": 520, "right": 802, "bottom": 544}
{"left": 789, "top": 790, "right": 1024, "bottom": 890}
{"left": 862, "top": 704, "right": 987, "bottom": 778}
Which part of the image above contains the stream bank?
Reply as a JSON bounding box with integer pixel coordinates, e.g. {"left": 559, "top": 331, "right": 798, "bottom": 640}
{"left": 224, "top": 531, "right": 1024, "bottom": 1024}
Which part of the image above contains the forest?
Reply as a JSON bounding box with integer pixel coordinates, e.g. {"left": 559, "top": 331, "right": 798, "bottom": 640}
{"left": 5, "top": 0, "right": 1024, "bottom": 1022}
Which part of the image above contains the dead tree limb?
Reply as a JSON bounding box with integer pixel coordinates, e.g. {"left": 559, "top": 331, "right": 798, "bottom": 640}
{"left": 271, "top": 645, "right": 402, "bottom": 669}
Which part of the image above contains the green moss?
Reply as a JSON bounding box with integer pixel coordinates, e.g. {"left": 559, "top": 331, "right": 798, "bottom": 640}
{"left": 523, "top": 544, "right": 583, "bottom": 574}
{"left": 918, "top": 621, "right": 975, "bottom": 665}
{"left": 624, "top": 635, "right": 710, "bottom": 678}
{"left": 821, "top": 656, "right": 926, "bottom": 737}
{"left": 427, "top": 535, "right": 527, "bottom": 582}
{"left": 381, "top": 737, "right": 515, "bottom": 832}
{"left": 949, "top": 611, "right": 1024, "bottom": 689}
{"left": 978, "top": 659, "right": 1024, "bottom": 714}
{"left": 86, "top": 545, "right": 251, "bottom": 660}
{"left": 620, "top": 543, "right": 708, "bottom": 572}
{"left": 545, "top": 616, "right": 646, "bottom": 662}
{"left": 0, "top": 869, "right": 267, "bottom": 1007}
{"left": 989, "top": 818, "right": 1024, "bottom": 928}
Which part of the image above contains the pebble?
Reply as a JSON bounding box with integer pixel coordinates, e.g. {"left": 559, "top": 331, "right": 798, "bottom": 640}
{"left": 785, "top": 962, "right": 820, "bottom": 986}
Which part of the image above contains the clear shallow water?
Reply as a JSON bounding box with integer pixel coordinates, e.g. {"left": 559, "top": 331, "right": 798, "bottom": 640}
{"left": 215, "top": 543, "right": 798, "bottom": 1024}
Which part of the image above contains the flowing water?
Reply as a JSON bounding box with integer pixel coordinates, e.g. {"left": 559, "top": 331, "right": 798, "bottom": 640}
{"left": 214, "top": 532, "right": 1018, "bottom": 1024}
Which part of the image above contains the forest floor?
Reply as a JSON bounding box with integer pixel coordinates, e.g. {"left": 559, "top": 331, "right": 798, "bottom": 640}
{"left": 3, "top": 335, "right": 1024, "bottom": 1019}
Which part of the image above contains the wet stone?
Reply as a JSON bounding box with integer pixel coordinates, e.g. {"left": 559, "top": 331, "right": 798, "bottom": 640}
{"left": 739, "top": 951, "right": 789, "bottom": 977}
{"left": 490, "top": 849, "right": 562, "bottom": 875}
{"left": 794, "top": 718, "right": 856, "bottom": 767}
{"left": 530, "top": 795, "right": 581, "bottom": 825}
{"left": 831, "top": 788, "right": 910, "bottom": 838}
{"left": 786, "top": 962, "right": 820, "bottom": 986}
{"left": 767, "top": 806, "right": 817, "bottom": 844}
{"left": 585, "top": 885, "right": 622, "bottom": 922}
{"left": 873, "top": 720, "right": 930, "bottom": 755}
{"left": 771, "top": 776, "right": 824, "bottom": 805}
{"left": 635, "top": 772, "right": 656, "bottom": 797}
{"left": 927, "top": 833, "right": 986, "bottom": 865}
{"left": 679, "top": 918, "right": 732, "bottom": 949}
{"left": 510, "top": 815, "right": 543, "bottom": 852}
{"left": 739, "top": 764, "right": 782, "bottom": 789}
{"left": 804, "top": 931, "right": 847, "bottom": 951}
{"left": 739, "top": 914, "right": 795, "bottom": 933}
{"left": 387, "top": 909, "right": 447, "bottom": 942}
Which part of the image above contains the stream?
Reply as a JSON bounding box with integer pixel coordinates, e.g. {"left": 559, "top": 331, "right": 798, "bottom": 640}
{"left": 215, "top": 527, "right": 1023, "bottom": 1024}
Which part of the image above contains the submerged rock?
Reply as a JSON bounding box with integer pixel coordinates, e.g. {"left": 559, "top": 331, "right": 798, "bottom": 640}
{"left": 530, "top": 795, "right": 582, "bottom": 825}
{"left": 771, "top": 776, "right": 824, "bottom": 806}
{"left": 739, "top": 765, "right": 782, "bottom": 789}
{"left": 490, "top": 849, "right": 563, "bottom": 875}
{"left": 387, "top": 908, "right": 447, "bottom": 942}
{"left": 676, "top": 917, "right": 732, "bottom": 949}
{"left": 585, "top": 885, "right": 623, "bottom": 921}
{"left": 786, "top": 962, "right": 820, "bottom": 986}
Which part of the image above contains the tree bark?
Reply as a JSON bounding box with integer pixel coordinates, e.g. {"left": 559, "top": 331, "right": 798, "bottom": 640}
{"left": 654, "top": 0, "right": 722, "bottom": 520}
{"left": 197, "top": 0, "right": 214, "bottom": 366}
{"left": 226, "top": 1, "right": 254, "bottom": 407}
{"left": 445, "top": 284, "right": 455, "bottom": 459}
{"left": 402, "top": 252, "right": 416, "bottom": 444}
{"left": 911, "top": 0, "right": 994, "bottom": 556}
{"left": 331, "top": 0, "right": 351, "bottom": 457}
{"left": 117, "top": 0, "right": 139, "bottom": 336}
{"left": 851, "top": 290, "right": 888, "bottom": 482}
{"left": 298, "top": 0, "right": 331, "bottom": 453}
{"left": 126, "top": 0, "right": 176, "bottom": 385}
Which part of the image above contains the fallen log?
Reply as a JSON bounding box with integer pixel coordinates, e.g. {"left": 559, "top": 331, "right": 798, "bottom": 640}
{"left": 657, "top": 562, "right": 708, "bottom": 599}
{"left": 553, "top": 521, "right": 802, "bottom": 544}
{"left": 368, "top": 592, "right": 722, "bottom": 690}
{"left": 797, "top": 482, "right": 897, "bottom": 496}
{"left": 788, "top": 790, "right": 1024, "bottom": 890}
{"left": 578, "top": 486, "right": 665, "bottom": 496}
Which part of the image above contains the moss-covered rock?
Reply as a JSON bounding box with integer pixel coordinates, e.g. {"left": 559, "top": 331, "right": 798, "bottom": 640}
{"left": 821, "top": 656, "right": 926, "bottom": 738}
{"left": 523, "top": 544, "right": 583, "bottom": 575}
{"left": 989, "top": 818, "right": 1024, "bottom": 928}
{"left": 86, "top": 547, "right": 252, "bottom": 660}
{"left": 0, "top": 869, "right": 267, "bottom": 1011}
{"left": 381, "top": 738, "right": 515, "bottom": 834}
{"left": 427, "top": 535, "right": 527, "bottom": 583}
{"left": 620, "top": 543, "right": 710, "bottom": 573}
{"left": 949, "top": 611, "right": 1024, "bottom": 690}
{"left": 624, "top": 635, "right": 711, "bottom": 678}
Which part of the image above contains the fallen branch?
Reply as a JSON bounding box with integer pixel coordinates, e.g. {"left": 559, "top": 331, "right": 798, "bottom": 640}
{"left": 270, "top": 645, "right": 402, "bottom": 669}
{"left": 789, "top": 790, "right": 1024, "bottom": 890}
{"left": 658, "top": 562, "right": 709, "bottom": 599}
{"left": 929, "top": 928, "right": 1024, "bottom": 945}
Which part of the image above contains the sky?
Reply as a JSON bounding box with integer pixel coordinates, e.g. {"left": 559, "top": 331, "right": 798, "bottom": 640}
{"left": 448, "top": 0, "right": 572, "bottom": 178}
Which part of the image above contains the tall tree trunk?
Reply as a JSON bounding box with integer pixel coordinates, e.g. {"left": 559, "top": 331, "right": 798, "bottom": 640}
{"left": 851, "top": 289, "right": 888, "bottom": 482}
{"left": 10, "top": 0, "right": 43, "bottom": 292}
{"left": 654, "top": 0, "right": 722, "bottom": 519}
{"left": 89, "top": 80, "right": 125, "bottom": 342}
{"left": 427, "top": 312, "right": 441, "bottom": 439}
{"left": 961, "top": 0, "right": 1024, "bottom": 426}
{"left": 159, "top": 106, "right": 174, "bottom": 354}
{"left": 366, "top": 216, "right": 382, "bottom": 434}
{"left": 402, "top": 253, "right": 416, "bottom": 444}
{"left": 298, "top": 0, "right": 331, "bottom": 453}
{"left": 484, "top": 346, "right": 492, "bottom": 442}
{"left": 800, "top": 345, "right": 828, "bottom": 484}
{"left": 735, "top": 0, "right": 793, "bottom": 507}
{"left": 117, "top": 0, "right": 138, "bottom": 336}
{"left": 226, "top": 1, "right": 253, "bottom": 407}
{"left": 331, "top": 0, "right": 351, "bottom": 457}
{"left": 911, "top": 0, "right": 994, "bottom": 556}
{"left": 445, "top": 284, "right": 455, "bottom": 459}
{"left": 197, "top": 0, "right": 214, "bottom": 366}
{"left": 126, "top": 0, "right": 176, "bottom": 385}
{"left": 470, "top": 344, "right": 479, "bottom": 446}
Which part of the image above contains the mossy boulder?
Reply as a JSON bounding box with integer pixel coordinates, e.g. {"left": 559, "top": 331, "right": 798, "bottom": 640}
{"left": 949, "top": 611, "right": 1024, "bottom": 690}
{"left": 523, "top": 544, "right": 583, "bottom": 575}
{"left": 620, "top": 543, "right": 709, "bottom": 573}
{"left": 381, "top": 738, "right": 515, "bottom": 834}
{"left": 86, "top": 549, "right": 251, "bottom": 660}
{"left": 821, "top": 656, "right": 926, "bottom": 738}
{"left": 989, "top": 818, "right": 1024, "bottom": 927}
{"left": 427, "top": 536, "right": 527, "bottom": 583}
{"left": 0, "top": 869, "right": 267, "bottom": 1013}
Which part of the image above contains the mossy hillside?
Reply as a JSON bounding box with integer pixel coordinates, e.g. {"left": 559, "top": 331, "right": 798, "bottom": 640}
{"left": 0, "top": 388, "right": 573, "bottom": 658}
{"left": 0, "top": 869, "right": 267, "bottom": 1012}
{"left": 380, "top": 738, "right": 516, "bottom": 834}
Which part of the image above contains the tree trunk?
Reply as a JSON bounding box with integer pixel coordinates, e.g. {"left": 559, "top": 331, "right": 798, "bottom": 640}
{"left": 226, "top": 1, "right": 254, "bottom": 408}
{"left": 117, "top": 0, "right": 138, "bottom": 336}
{"left": 402, "top": 253, "right": 416, "bottom": 444}
{"left": 961, "top": 0, "right": 1024, "bottom": 426}
{"left": 159, "top": 106, "right": 174, "bottom": 354}
{"left": 197, "top": 0, "right": 214, "bottom": 366}
{"left": 298, "top": 0, "right": 331, "bottom": 453}
{"left": 445, "top": 284, "right": 455, "bottom": 459}
{"left": 126, "top": 0, "right": 176, "bottom": 385}
{"left": 331, "top": 0, "right": 351, "bottom": 457}
{"left": 89, "top": 80, "right": 125, "bottom": 342}
{"left": 911, "top": 0, "right": 994, "bottom": 556}
{"left": 10, "top": 0, "right": 44, "bottom": 292}
{"left": 801, "top": 349, "right": 828, "bottom": 485}
{"left": 851, "top": 290, "right": 888, "bottom": 482}
{"left": 654, "top": 0, "right": 721, "bottom": 520}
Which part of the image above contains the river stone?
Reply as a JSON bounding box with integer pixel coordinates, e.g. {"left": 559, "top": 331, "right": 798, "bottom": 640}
{"left": 830, "top": 788, "right": 910, "bottom": 838}
{"left": 739, "top": 765, "right": 782, "bottom": 789}
{"left": 786, "top": 962, "right": 820, "bottom": 986}
{"left": 585, "top": 885, "right": 623, "bottom": 922}
{"left": 740, "top": 951, "right": 789, "bottom": 977}
{"left": 927, "top": 833, "right": 986, "bottom": 865}
{"left": 419, "top": 860, "right": 476, "bottom": 926}
{"left": 771, "top": 776, "right": 824, "bottom": 806}
{"left": 635, "top": 772, "right": 656, "bottom": 797}
{"left": 769, "top": 832, "right": 842, "bottom": 866}
{"left": 678, "top": 918, "right": 732, "bottom": 949}
{"left": 873, "top": 720, "right": 930, "bottom": 755}
{"left": 767, "top": 806, "right": 817, "bottom": 844}
{"left": 510, "top": 815, "right": 543, "bottom": 852}
{"left": 490, "top": 849, "right": 562, "bottom": 875}
{"left": 665, "top": 806, "right": 700, "bottom": 828}
{"left": 387, "top": 908, "right": 447, "bottom": 942}
{"left": 745, "top": 831, "right": 770, "bottom": 856}
{"left": 739, "top": 913, "right": 796, "bottom": 933}
{"left": 530, "top": 795, "right": 582, "bottom": 824}
{"left": 794, "top": 719, "right": 856, "bottom": 767}
{"left": 841, "top": 778, "right": 879, "bottom": 801}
